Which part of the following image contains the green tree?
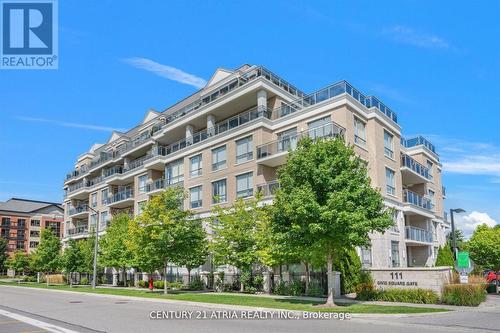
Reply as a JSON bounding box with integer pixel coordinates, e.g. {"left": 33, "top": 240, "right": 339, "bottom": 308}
{"left": 467, "top": 224, "right": 500, "bottom": 270}
{"left": 78, "top": 235, "right": 98, "bottom": 275}
{"left": 0, "top": 237, "right": 8, "bottom": 273}
{"left": 446, "top": 229, "right": 465, "bottom": 251}
{"left": 7, "top": 250, "right": 29, "bottom": 276}
{"left": 61, "top": 239, "right": 83, "bottom": 287}
{"left": 176, "top": 219, "right": 208, "bottom": 285}
{"left": 210, "top": 195, "right": 270, "bottom": 292}
{"left": 435, "top": 242, "right": 454, "bottom": 267}
{"left": 99, "top": 213, "right": 134, "bottom": 286}
{"left": 130, "top": 187, "right": 194, "bottom": 294}
{"left": 271, "top": 137, "right": 393, "bottom": 305}
{"left": 30, "top": 229, "right": 62, "bottom": 284}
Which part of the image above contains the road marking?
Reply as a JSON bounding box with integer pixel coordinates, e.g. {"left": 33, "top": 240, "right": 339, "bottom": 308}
{"left": 0, "top": 309, "right": 79, "bottom": 333}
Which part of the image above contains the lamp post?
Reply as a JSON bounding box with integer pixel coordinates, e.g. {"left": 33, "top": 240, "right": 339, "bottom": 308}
{"left": 449, "top": 208, "right": 465, "bottom": 259}
{"left": 87, "top": 205, "right": 99, "bottom": 289}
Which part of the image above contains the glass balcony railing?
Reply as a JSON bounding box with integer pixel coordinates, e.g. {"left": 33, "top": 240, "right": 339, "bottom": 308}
{"left": 257, "top": 122, "right": 344, "bottom": 159}
{"left": 403, "top": 190, "right": 434, "bottom": 211}
{"left": 401, "top": 154, "right": 430, "bottom": 179}
{"left": 256, "top": 181, "right": 280, "bottom": 197}
{"left": 405, "top": 226, "right": 433, "bottom": 243}
{"left": 272, "top": 81, "right": 398, "bottom": 123}
{"left": 68, "top": 205, "right": 89, "bottom": 216}
{"left": 401, "top": 136, "right": 437, "bottom": 154}
{"left": 67, "top": 225, "right": 88, "bottom": 236}
{"left": 110, "top": 189, "right": 134, "bottom": 204}
{"left": 104, "top": 165, "right": 123, "bottom": 178}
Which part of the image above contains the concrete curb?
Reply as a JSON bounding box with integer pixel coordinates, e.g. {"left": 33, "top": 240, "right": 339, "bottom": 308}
{"left": 0, "top": 284, "right": 453, "bottom": 318}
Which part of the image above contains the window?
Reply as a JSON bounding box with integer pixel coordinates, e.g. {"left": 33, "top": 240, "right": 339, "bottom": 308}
{"left": 30, "top": 219, "right": 40, "bottom": 227}
{"left": 391, "top": 241, "right": 400, "bottom": 267}
{"left": 308, "top": 116, "right": 331, "bottom": 139}
{"left": 236, "top": 136, "right": 253, "bottom": 164}
{"left": 137, "top": 201, "right": 147, "bottom": 215}
{"left": 361, "top": 247, "right": 372, "bottom": 268}
{"left": 18, "top": 219, "right": 26, "bottom": 227}
{"left": 236, "top": 172, "right": 253, "bottom": 198}
{"left": 91, "top": 193, "right": 97, "bottom": 208}
{"left": 433, "top": 221, "right": 438, "bottom": 239}
{"left": 90, "top": 214, "right": 97, "bottom": 228}
{"left": 189, "top": 186, "right": 202, "bottom": 208}
{"left": 354, "top": 117, "right": 366, "bottom": 146}
{"left": 391, "top": 210, "right": 400, "bottom": 232}
{"left": 384, "top": 130, "right": 394, "bottom": 158}
{"left": 189, "top": 155, "right": 202, "bottom": 178}
{"left": 428, "top": 189, "right": 435, "bottom": 209}
{"left": 277, "top": 128, "right": 297, "bottom": 152}
{"left": 16, "top": 241, "right": 25, "bottom": 250}
{"left": 212, "top": 179, "right": 227, "bottom": 204}
{"left": 385, "top": 168, "right": 395, "bottom": 195}
{"left": 100, "top": 211, "right": 109, "bottom": 228}
{"left": 1, "top": 217, "right": 10, "bottom": 226}
{"left": 138, "top": 174, "right": 148, "bottom": 193}
{"left": 30, "top": 230, "right": 40, "bottom": 237}
{"left": 212, "top": 146, "right": 227, "bottom": 171}
{"left": 30, "top": 241, "right": 39, "bottom": 248}
{"left": 166, "top": 159, "right": 184, "bottom": 185}
{"left": 426, "top": 160, "right": 434, "bottom": 181}
{"left": 101, "top": 188, "right": 109, "bottom": 205}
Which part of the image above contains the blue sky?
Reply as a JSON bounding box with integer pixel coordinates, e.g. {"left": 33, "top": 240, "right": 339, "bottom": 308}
{"left": 0, "top": 0, "right": 498, "bottom": 236}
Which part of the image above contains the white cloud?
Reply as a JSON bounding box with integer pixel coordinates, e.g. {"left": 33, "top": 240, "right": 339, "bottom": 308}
{"left": 383, "top": 25, "right": 449, "bottom": 49}
{"left": 443, "top": 155, "right": 500, "bottom": 176}
{"left": 122, "top": 58, "right": 207, "bottom": 89}
{"left": 455, "top": 211, "right": 497, "bottom": 238}
{"left": 16, "top": 116, "right": 125, "bottom": 132}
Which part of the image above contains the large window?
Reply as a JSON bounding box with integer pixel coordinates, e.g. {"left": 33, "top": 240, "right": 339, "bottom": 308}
{"left": 30, "top": 230, "right": 40, "bottom": 237}
{"left": 354, "top": 117, "right": 366, "bottom": 146}
{"left": 90, "top": 213, "right": 98, "bottom": 228}
{"left": 308, "top": 116, "right": 331, "bottom": 139}
{"left": 428, "top": 189, "right": 435, "bottom": 209}
{"left": 426, "top": 160, "right": 434, "bottom": 181}
{"left": 236, "top": 172, "right": 253, "bottom": 198}
{"left": 236, "top": 136, "right": 253, "bottom": 164}
{"left": 391, "top": 241, "right": 400, "bottom": 267}
{"left": 212, "top": 146, "right": 227, "bottom": 171}
{"left": 17, "top": 219, "right": 26, "bottom": 227}
{"left": 91, "top": 192, "right": 97, "bottom": 208}
{"left": 277, "top": 128, "right": 297, "bottom": 152}
{"left": 361, "top": 247, "right": 372, "bottom": 268}
{"left": 138, "top": 174, "right": 148, "bottom": 193}
{"left": 30, "top": 219, "right": 40, "bottom": 227}
{"left": 384, "top": 130, "right": 394, "bottom": 158}
{"left": 189, "top": 186, "right": 203, "bottom": 208}
{"left": 385, "top": 167, "right": 395, "bottom": 195}
{"left": 212, "top": 179, "right": 227, "bottom": 204}
{"left": 101, "top": 188, "right": 109, "bottom": 205}
{"left": 166, "top": 159, "right": 184, "bottom": 185}
{"left": 190, "top": 155, "right": 202, "bottom": 178}
{"left": 390, "top": 210, "right": 400, "bottom": 232}
{"left": 100, "top": 211, "right": 109, "bottom": 228}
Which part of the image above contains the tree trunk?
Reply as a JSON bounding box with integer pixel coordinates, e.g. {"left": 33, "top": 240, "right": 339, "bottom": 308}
{"left": 304, "top": 261, "right": 310, "bottom": 296}
{"left": 187, "top": 268, "right": 191, "bottom": 285}
{"left": 46, "top": 272, "right": 49, "bottom": 287}
{"left": 69, "top": 273, "right": 73, "bottom": 288}
{"left": 122, "top": 267, "right": 126, "bottom": 287}
{"left": 163, "top": 259, "right": 168, "bottom": 294}
{"left": 326, "top": 253, "right": 337, "bottom": 306}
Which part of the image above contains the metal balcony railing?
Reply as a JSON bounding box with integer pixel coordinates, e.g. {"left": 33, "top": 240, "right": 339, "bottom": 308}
{"left": 403, "top": 190, "right": 434, "bottom": 211}
{"left": 257, "top": 122, "right": 344, "bottom": 159}
{"left": 68, "top": 205, "right": 89, "bottom": 216}
{"left": 67, "top": 225, "right": 88, "bottom": 236}
{"left": 401, "top": 154, "right": 430, "bottom": 179}
{"left": 110, "top": 189, "right": 134, "bottom": 204}
{"left": 405, "top": 226, "right": 433, "bottom": 243}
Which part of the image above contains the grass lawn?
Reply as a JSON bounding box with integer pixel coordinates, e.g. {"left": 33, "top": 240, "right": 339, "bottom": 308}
{"left": 0, "top": 281, "right": 448, "bottom": 314}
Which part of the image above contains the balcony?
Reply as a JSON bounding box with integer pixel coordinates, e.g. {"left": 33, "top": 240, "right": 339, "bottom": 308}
{"left": 400, "top": 154, "right": 430, "bottom": 185}
{"left": 143, "top": 146, "right": 168, "bottom": 171}
{"left": 403, "top": 190, "right": 434, "bottom": 215}
{"left": 68, "top": 205, "right": 89, "bottom": 218}
{"left": 256, "top": 180, "right": 280, "bottom": 197}
{"left": 66, "top": 225, "right": 89, "bottom": 237}
{"left": 146, "top": 177, "right": 184, "bottom": 195}
{"left": 401, "top": 136, "right": 437, "bottom": 156}
{"left": 257, "top": 122, "right": 344, "bottom": 167}
{"left": 405, "top": 226, "right": 433, "bottom": 244}
{"left": 108, "top": 189, "right": 134, "bottom": 208}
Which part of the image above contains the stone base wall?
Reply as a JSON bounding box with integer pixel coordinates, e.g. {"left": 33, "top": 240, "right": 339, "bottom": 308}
{"left": 368, "top": 266, "right": 452, "bottom": 296}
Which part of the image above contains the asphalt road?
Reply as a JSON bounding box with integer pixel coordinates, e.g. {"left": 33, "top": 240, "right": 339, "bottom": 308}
{"left": 0, "top": 285, "right": 498, "bottom": 333}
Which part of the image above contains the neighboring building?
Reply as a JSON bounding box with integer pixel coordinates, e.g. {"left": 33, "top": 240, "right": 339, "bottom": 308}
{"left": 0, "top": 198, "right": 64, "bottom": 255}
{"left": 62, "top": 65, "right": 448, "bottom": 268}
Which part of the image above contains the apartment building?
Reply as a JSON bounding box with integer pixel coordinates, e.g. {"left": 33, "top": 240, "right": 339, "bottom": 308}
{"left": 0, "top": 198, "right": 64, "bottom": 256}
{"left": 62, "top": 64, "right": 448, "bottom": 268}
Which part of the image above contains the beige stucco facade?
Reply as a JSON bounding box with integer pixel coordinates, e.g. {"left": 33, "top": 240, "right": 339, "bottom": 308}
{"left": 62, "top": 65, "right": 448, "bottom": 269}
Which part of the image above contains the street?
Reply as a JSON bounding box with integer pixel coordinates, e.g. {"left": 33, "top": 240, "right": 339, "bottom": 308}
{"left": 0, "top": 286, "right": 498, "bottom": 333}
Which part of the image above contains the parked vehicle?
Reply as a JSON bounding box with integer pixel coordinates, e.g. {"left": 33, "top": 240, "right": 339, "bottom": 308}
{"left": 485, "top": 270, "right": 500, "bottom": 285}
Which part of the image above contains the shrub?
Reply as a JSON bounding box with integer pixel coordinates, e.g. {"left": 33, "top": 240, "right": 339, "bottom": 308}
{"left": 355, "top": 271, "right": 378, "bottom": 301}
{"left": 188, "top": 276, "right": 204, "bottom": 290}
{"left": 306, "top": 281, "right": 324, "bottom": 297}
{"left": 334, "top": 247, "right": 362, "bottom": 294}
{"left": 435, "top": 243, "right": 454, "bottom": 267}
{"left": 23, "top": 275, "right": 37, "bottom": 282}
{"left": 273, "top": 279, "right": 288, "bottom": 295}
{"left": 240, "top": 271, "right": 252, "bottom": 290}
{"left": 245, "top": 286, "right": 257, "bottom": 294}
{"left": 169, "top": 281, "right": 183, "bottom": 290}
{"left": 80, "top": 277, "right": 89, "bottom": 285}
{"left": 153, "top": 280, "right": 164, "bottom": 289}
{"left": 138, "top": 280, "right": 147, "bottom": 288}
{"left": 253, "top": 274, "right": 264, "bottom": 291}
{"left": 288, "top": 280, "right": 305, "bottom": 296}
{"left": 377, "top": 288, "right": 439, "bottom": 304}
{"left": 442, "top": 284, "right": 486, "bottom": 306}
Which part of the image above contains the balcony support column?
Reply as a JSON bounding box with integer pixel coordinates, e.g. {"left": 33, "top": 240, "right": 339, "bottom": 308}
{"left": 257, "top": 89, "right": 267, "bottom": 110}
{"left": 186, "top": 125, "right": 194, "bottom": 145}
{"left": 207, "top": 114, "right": 216, "bottom": 136}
